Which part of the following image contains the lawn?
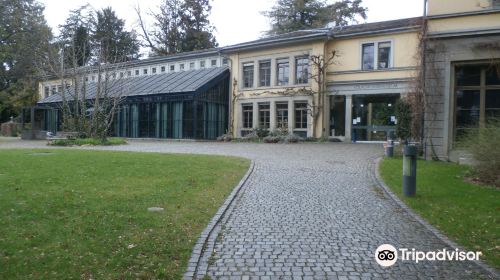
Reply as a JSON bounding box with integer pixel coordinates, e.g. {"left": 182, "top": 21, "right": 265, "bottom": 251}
{"left": 380, "top": 158, "right": 499, "bottom": 269}
{"left": 0, "top": 149, "right": 249, "bottom": 279}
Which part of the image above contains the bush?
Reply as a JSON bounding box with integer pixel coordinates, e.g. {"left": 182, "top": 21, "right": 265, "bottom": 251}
{"left": 283, "top": 134, "right": 303, "bottom": 143}
{"left": 49, "top": 138, "right": 127, "bottom": 146}
{"left": 253, "top": 127, "right": 269, "bottom": 138}
{"left": 216, "top": 134, "right": 232, "bottom": 142}
{"left": 395, "top": 99, "right": 412, "bottom": 142}
{"left": 242, "top": 131, "right": 260, "bottom": 142}
{"left": 263, "top": 135, "right": 280, "bottom": 143}
{"left": 460, "top": 121, "right": 500, "bottom": 187}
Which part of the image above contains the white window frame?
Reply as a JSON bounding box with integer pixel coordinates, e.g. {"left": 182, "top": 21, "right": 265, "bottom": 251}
{"left": 360, "top": 40, "right": 394, "bottom": 71}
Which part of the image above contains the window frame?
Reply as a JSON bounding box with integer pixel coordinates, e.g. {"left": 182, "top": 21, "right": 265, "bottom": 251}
{"left": 276, "top": 58, "right": 290, "bottom": 86}
{"left": 200, "top": 60, "right": 206, "bottom": 68}
{"left": 242, "top": 103, "right": 253, "bottom": 129}
{"left": 294, "top": 102, "right": 308, "bottom": 129}
{"left": 259, "top": 60, "right": 272, "bottom": 87}
{"left": 295, "top": 56, "right": 309, "bottom": 85}
{"left": 170, "top": 65, "right": 175, "bottom": 72}
{"left": 152, "top": 67, "right": 157, "bottom": 74}
{"left": 135, "top": 69, "right": 140, "bottom": 76}
{"left": 211, "top": 59, "right": 217, "bottom": 67}
{"left": 242, "top": 62, "right": 255, "bottom": 88}
{"left": 44, "top": 86, "right": 49, "bottom": 98}
{"left": 276, "top": 102, "right": 289, "bottom": 129}
{"left": 361, "top": 40, "right": 393, "bottom": 71}
{"left": 258, "top": 103, "right": 270, "bottom": 129}
{"left": 189, "top": 62, "right": 195, "bottom": 70}
{"left": 143, "top": 69, "right": 148, "bottom": 75}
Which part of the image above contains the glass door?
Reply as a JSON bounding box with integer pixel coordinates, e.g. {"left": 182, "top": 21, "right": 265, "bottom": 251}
{"left": 352, "top": 94, "right": 399, "bottom": 141}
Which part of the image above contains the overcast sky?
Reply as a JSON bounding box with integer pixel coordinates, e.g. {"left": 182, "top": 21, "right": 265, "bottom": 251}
{"left": 41, "top": 0, "right": 424, "bottom": 47}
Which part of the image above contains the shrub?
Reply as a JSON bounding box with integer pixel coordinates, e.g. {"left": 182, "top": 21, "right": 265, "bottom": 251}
{"left": 283, "top": 134, "right": 303, "bottom": 143}
{"left": 263, "top": 135, "right": 281, "bottom": 143}
{"left": 242, "top": 131, "right": 260, "bottom": 142}
{"left": 216, "top": 134, "right": 232, "bottom": 142}
{"left": 395, "top": 98, "right": 412, "bottom": 142}
{"left": 253, "top": 127, "right": 269, "bottom": 138}
{"left": 49, "top": 138, "right": 127, "bottom": 146}
{"left": 460, "top": 121, "right": 500, "bottom": 187}
{"left": 304, "top": 137, "right": 318, "bottom": 142}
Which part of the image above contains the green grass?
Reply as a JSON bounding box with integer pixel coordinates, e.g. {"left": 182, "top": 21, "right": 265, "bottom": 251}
{"left": 0, "top": 149, "right": 249, "bottom": 279}
{"left": 49, "top": 137, "right": 127, "bottom": 146}
{"left": 380, "top": 158, "right": 499, "bottom": 269}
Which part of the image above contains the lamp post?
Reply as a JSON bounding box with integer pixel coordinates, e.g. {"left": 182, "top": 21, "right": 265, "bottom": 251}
{"left": 403, "top": 144, "right": 417, "bottom": 197}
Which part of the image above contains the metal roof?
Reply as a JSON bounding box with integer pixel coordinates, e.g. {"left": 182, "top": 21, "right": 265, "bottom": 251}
{"left": 38, "top": 66, "right": 229, "bottom": 104}
{"left": 331, "top": 17, "right": 423, "bottom": 38}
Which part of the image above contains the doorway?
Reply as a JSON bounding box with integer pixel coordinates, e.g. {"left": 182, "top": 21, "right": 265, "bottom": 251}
{"left": 351, "top": 94, "right": 399, "bottom": 141}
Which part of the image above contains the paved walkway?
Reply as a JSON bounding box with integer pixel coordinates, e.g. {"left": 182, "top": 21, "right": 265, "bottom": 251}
{"left": 0, "top": 139, "right": 492, "bottom": 279}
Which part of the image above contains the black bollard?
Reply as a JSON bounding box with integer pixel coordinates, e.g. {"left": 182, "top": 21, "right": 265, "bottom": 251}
{"left": 403, "top": 144, "right": 417, "bottom": 197}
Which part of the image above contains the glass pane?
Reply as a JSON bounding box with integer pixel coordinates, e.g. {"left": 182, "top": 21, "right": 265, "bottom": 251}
{"left": 486, "top": 67, "right": 500, "bottom": 86}
{"left": 259, "top": 61, "right": 271, "bottom": 87}
{"left": 486, "top": 89, "right": 500, "bottom": 124}
{"left": 362, "top": 43, "right": 374, "bottom": 70}
{"left": 455, "top": 65, "right": 481, "bottom": 86}
{"left": 455, "top": 90, "right": 480, "bottom": 128}
{"left": 377, "top": 42, "right": 391, "bottom": 69}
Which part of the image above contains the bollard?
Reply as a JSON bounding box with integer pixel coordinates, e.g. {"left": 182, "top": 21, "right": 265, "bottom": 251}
{"left": 402, "top": 144, "right": 417, "bottom": 197}
{"left": 385, "top": 140, "right": 394, "bottom": 158}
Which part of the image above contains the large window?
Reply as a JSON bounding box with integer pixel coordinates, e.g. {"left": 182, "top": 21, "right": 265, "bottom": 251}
{"left": 243, "top": 62, "right": 254, "bottom": 88}
{"left": 276, "top": 103, "right": 288, "bottom": 129}
{"left": 258, "top": 103, "right": 270, "bottom": 129}
{"left": 44, "top": 86, "right": 49, "bottom": 98}
{"left": 295, "top": 56, "right": 309, "bottom": 84}
{"left": 362, "top": 43, "right": 375, "bottom": 70}
{"left": 455, "top": 65, "right": 500, "bottom": 140}
{"left": 362, "top": 42, "right": 392, "bottom": 70}
{"left": 277, "top": 59, "right": 289, "bottom": 86}
{"left": 259, "top": 60, "right": 271, "bottom": 87}
{"left": 242, "top": 104, "right": 253, "bottom": 129}
{"left": 295, "top": 102, "right": 308, "bottom": 129}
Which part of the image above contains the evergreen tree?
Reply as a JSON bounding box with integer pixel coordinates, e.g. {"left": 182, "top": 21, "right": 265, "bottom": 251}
{"left": 0, "top": 0, "right": 52, "bottom": 122}
{"left": 58, "top": 5, "right": 93, "bottom": 67}
{"left": 137, "top": 0, "right": 217, "bottom": 56}
{"left": 263, "top": 0, "right": 367, "bottom": 35}
{"left": 93, "top": 7, "right": 140, "bottom": 63}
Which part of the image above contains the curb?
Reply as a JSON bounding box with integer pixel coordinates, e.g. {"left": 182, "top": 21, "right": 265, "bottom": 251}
{"left": 373, "top": 157, "right": 499, "bottom": 279}
{"left": 183, "top": 160, "right": 255, "bottom": 279}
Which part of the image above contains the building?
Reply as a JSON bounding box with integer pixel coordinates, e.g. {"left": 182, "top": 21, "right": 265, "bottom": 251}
{"left": 34, "top": 0, "right": 500, "bottom": 159}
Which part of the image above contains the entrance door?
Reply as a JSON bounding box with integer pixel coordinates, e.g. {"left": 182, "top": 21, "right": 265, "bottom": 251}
{"left": 352, "top": 94, "right": 399, "bottom": 141}
{"left": 329, "top": 95, "right": 346, "bottom": 137}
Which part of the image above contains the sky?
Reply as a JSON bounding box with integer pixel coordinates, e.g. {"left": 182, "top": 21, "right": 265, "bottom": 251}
{"left": 41, "top": 0, "right": 425, "bottom": 48}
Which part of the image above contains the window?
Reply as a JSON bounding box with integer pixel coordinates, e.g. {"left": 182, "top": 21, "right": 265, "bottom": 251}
{"left": 152, "top": 67, "right": 157, "bottom": 74}
{"left": 51, "top": 86, "right": 56, "bottom": 95}
{"left": 120, "top": 72, "right": 124, "bottom": 78}
{"left": 494, "top": 0, "right": 500, "bottom": 7}
{"left": 222, "top": 58, "right": 228, "bottom": 65}
{"left": 454, "top": 65, "right": 500, "bottom": 140}
{"left": 200, "top": 60, "right": 205, "bottom": 68}
{"left": 363, "top": 42, "right": 392, "bottom": 70}
{"left": 180, "top": 64, "right": 185, "bottom": 71}
{"left": 57, "top": 85, "right": 62, "bottom": 93}
{"left": 258, "top": 103, "right": 270, "bottom": 129}
{"left": 112, "top": 73, "right": 116, "bottom": 79}
{"left": 135, "top": 69, "right": 140, "bottom": 76}
{"left": 190, "top": 62, "right": 195, "bottom": 70}
{"left": 242, "top": 104, "right": 253, "bottom": 129}
{"left": 170, "top": 65, "right": 175, "bottom": 72}
{"left": 161, "top": 66, "right": 166, "bottom": 72}
{"left": 295, "top": 56, "right": 309, "bottom": 84}
{"left": 277, "top": 59, "right": 289, "bottom": 86}
{"left": 85, "top": 77, "right": 89, "bottom": 82}
{"left": 92, "top": 75, "right": 96, "bottom": 81}
{"left": 362, "top": 43, "right": 375, "bottom": 70}
{"left": 295, "top": 102, "right": 308, "bottom": 129}
{"left": 259, "top": 60, "right": 271, "bottom": 87}
{"left": 44, "top": 86, "right": 49, "bottom": 98}
{"left": 377, "top": 42, "right": 391, "bottom": 69}
{"left": 143, "top": 69, "right": 148, "bottom": 75}
{"left": 276, "top": 103, "right": 288, "bottom": 129}
{"left": 242, "top": 62, "right": 254, "bottom": 88}
{"left": 127, "top": 71, "right": 131, "bottom": 77}
{"left": 211, "top": 59, "right": 217, "bottom": 67}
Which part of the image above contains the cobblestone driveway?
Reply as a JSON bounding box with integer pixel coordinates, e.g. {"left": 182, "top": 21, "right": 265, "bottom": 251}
{"left": 0, "top": 139, "right": 492, "bottom": 279}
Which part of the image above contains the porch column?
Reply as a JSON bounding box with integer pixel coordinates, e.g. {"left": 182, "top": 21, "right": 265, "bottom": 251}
{"left": 269, "top": 100, "right": 276, "bottom": 131}
{"left": 288, "top": 100, "right": 294, "bottom": 133}
{"left": 345, "top": 95, "right": 352, "bottom": 142}
{"left": 252, "top": 101, "right": 259, "bottom": 129}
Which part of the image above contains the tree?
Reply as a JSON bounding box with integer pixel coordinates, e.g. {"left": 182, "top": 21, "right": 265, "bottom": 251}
{"left": 263, "top": 0, "right": 367, "bottom": 35}
{"left": 136, "top": 0, "right": 217, "bottom": 56}
{"left": 395, "top": 98, "right": 412, "bottom": 142}
{"left": 93, "top": 7, "right": 140, "bottom": 63}
{"left": 58, "top": 5, "right": 93, "bottom": 68}
{"left": 0, "top": 0, "right": 52, "bottom": 122}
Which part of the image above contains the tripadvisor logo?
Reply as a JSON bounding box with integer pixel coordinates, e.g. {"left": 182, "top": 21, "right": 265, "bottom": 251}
{"left": 375, "top": 244, "right": 482, "bottom": 267}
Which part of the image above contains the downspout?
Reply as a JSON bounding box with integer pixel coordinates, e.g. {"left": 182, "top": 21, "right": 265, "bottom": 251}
{"left": 422, "top": 0, "right": 428, "bottom": 160}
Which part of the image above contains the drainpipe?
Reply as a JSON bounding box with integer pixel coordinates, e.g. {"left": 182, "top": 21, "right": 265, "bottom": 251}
{"left": 421, "top": 0, "right": 428, "bottom": 160}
